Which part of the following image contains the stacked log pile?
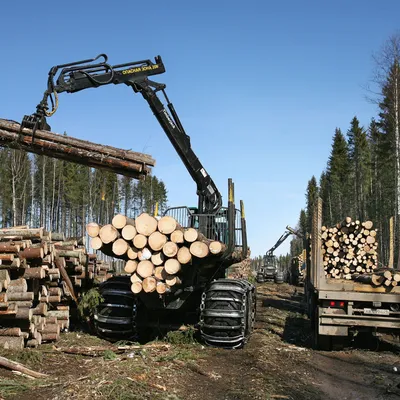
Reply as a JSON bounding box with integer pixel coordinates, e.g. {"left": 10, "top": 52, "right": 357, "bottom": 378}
{"left": 291, "top": 253, "right": 305, "bottom": 281}
{"left": 227, "top": 251, "right": 252, "bottom": 280}
{"left": 0, "top": 119, "right": 156, "bottom": 179}
{"left": 322, "top": 218, "right": 379, "bottom": 281}
{"left": 0, "top": 226, "right": 111, "bottom": 349}
{"left": 87, "top": 213, "right": 235, "bottom": 295}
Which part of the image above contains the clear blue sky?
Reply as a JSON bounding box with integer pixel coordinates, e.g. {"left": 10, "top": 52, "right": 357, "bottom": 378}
{"left": 1, "top": 1, "right": 399, "bottom": 256}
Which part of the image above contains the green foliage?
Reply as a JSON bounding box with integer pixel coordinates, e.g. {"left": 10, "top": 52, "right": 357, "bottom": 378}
{"left": 0, "top": 378, "right": 36, "bottom": 398}
{"left": 165, "top": 326, "right": 197, "bottom": 345}
{"left": 132, "top": 175, "right": 168, "bottom": 216}
{"left": 306, "top": 176, "right": 318, "bottom": 234}
{"left": 77, "top": 288, "right": 104, "bottom": 320}
{"left": 0, "top": 148, "right": 168, "bottom": 237}
{"left": 103, "top": 349, "right": 117, "bottom": 360}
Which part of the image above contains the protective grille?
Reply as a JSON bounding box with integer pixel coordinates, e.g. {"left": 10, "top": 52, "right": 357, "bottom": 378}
{"left": 164, "top": 206, "right": 243, "bottom": 248}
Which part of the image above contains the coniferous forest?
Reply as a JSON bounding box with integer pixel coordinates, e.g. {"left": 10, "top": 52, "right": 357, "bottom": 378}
{"left": 291, "top": 34, "right": 400, "bottom": 268}
{"left": 0, "top": 150, "right": 168, "bottom": 238}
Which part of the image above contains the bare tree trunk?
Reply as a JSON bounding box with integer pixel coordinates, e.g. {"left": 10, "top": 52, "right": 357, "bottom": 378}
{"left": 30, "top": 163, "right": 35, "bottom": 227}
{"left": 41, "top": 158, "right": 46, "bottom": 229}
{"left": 50, "top": 159, "right": 56, "bottom": 231}
{"left": 11, "top": 173, "right": 17, "bottom": 227}
{"left": 395, "top": 69, "right": 400, "bottom": 269}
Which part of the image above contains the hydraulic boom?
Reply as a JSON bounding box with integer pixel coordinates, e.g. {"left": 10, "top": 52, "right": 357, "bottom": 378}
{"left": 21, "top": 54, "right": 222, "bottom": 214}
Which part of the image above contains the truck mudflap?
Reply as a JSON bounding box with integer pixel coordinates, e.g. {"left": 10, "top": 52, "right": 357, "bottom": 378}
{"left": 200, "top": 279, "right": 256, "bottom": 348}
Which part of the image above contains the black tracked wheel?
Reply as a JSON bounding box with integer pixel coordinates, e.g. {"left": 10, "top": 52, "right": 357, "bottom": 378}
{"left": 94, "top": 276, "right": 138, "bottom": 342}
{"left": 200, "top": 279, "right": 256, "bottom": 348}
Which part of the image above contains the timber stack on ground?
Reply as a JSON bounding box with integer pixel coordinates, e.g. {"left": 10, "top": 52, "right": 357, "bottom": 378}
{"left": 0, "top": 119, "right": 156, "bottom": 179}
{"left": 87, "top": 213, "right": 243, "bottom": 295}
{"left": 291, "top": 253, "right": 305, "bottom": 282}
{"left": 321, "top": 218, "right": 391, "bottom": 286}
{"left": 0, "top": 226, "right": 112, "bottom": 349}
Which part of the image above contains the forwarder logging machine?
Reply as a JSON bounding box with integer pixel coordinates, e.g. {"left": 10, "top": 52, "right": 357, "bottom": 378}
{"left": 257, "top": 226, "right": 300, "bottom": 283}
{"left": 22, "top": 54, "right": 255, "bottom": 348}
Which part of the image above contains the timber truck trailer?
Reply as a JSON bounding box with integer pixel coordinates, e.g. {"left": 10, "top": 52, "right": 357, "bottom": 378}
{"left": 306, "top": 198, "right": 400, "bottom": 350}
{"left": 21, "top": 54, "right": 256, "bottom": 348}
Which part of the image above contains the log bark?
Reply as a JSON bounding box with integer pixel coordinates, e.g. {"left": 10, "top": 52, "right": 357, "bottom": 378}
{"left": 23, "top": 267, "right": 46, "bottom": 279}
{"left": 0, "top": 354, "right": 48, "bottom": 377}
{"left": 0, "top": 328, "right": 21, "bottom": 337}
{"left": 7, "top": 278, "right": 27, "bottom": 293}
{"left": 0, "top": 337, "right": 24, "bottom": 350}
{"left": 1, "top": 119, "right": 155, "bottom": 165}
{"left": 0, "top": 243, "right": 21, "bottom": 253}
{"left": 0, "top": 120, "right": 154, "bottom": 179}
{"left": 0, "top": 227, "right": 43, "bottom": 239}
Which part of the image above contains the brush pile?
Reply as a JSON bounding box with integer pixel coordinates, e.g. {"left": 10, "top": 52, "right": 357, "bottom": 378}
{"left": 0, "top": 226, "right": 111, "bottom": 349}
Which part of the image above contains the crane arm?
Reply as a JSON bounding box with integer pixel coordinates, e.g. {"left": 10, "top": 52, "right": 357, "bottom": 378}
{"left": 21, "top": 54, "right": 222, "bottom": 214}
{"left": 266, "top": 230, "right": 293, "bottom": 256}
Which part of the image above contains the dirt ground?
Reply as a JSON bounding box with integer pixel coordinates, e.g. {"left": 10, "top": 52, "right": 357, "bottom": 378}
{"left": 1, "top": 283, "right": 400, "bottom": 400}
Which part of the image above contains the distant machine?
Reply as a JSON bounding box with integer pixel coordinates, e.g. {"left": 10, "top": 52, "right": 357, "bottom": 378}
{"left": 256, "top": 226, "right": 301, "bottom": 283}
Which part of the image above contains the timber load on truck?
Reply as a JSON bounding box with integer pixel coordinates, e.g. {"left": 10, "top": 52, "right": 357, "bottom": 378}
{"left": 306, "top": 198, "right": 400, "bottom": 350}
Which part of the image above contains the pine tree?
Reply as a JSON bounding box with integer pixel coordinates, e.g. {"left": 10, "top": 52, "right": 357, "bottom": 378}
{"left": 306, "top": 176, "right": 318, "bottom": 234}
{"left": 347, "top": 117, "right": 371, "bottom": 220}
{"left": 326, "top": 128, "right": 352, "bottom": 222}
